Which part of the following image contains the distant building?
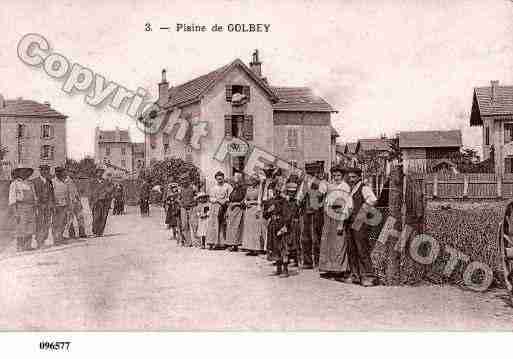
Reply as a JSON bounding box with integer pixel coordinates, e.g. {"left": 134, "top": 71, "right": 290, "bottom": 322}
{"left": 0, "top": 96, "right": 67, "bottom": 178}
{"left": 94, "top": 127, "right": 145, "bottom": 177}
{"left": 146, "top": 50, "right": 338, "bottom": 189}
{"left": 471, "top": 80, "right": 513, "bottom": 174}
{"left": 398, "top": 130, "right": 462, "bottom": 174}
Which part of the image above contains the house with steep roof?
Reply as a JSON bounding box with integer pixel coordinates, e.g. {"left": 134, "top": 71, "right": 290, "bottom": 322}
{"left": 0, "top": 96, "right": 67, "bottom": 178}
{"left": 398, "top": 130, "right": 462, "bottom": 174}
{"left": 146, "top": 50, "right": 338, "bottom": 187}
{"left": 470, "top": 80, "right": 513, "bottom": 174}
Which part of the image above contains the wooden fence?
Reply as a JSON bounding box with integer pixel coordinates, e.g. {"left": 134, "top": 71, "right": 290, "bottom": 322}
{"left": 423, "top": 173, "right": 513, "bottom": 200}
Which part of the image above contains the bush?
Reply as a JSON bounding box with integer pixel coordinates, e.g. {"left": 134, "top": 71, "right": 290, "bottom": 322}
{"left": 145, "top": 158, "right": 201, "bottom": 189}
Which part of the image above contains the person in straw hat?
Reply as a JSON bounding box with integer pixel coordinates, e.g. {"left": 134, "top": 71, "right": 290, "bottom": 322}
{"left": 8, "top": 166, "right": 36, "bottom": 251}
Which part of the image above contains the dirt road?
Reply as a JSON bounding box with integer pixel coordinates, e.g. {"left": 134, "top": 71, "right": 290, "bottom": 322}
{"left": 1, "top": 205, "right": 512, "bottom": 330}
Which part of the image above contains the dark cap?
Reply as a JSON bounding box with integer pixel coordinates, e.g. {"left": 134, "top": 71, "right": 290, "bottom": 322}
{"left": 344, "top": 166, "right": 362, "bottom": 175}
{"left": 39, "top": 165, "right": 51, "bottom": 171}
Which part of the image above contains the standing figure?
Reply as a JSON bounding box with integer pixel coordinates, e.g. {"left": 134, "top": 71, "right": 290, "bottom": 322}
{"left": 344, "top": 167, "right": 378, "bottom": 287}
{"left": 9, "top": 167, "right": 37, "bottom": 251}
{"left": 112, "top": 183, "right": 125, "bottom": 215}
{"left": 225, "top": 173, "right": 246, "bottom": 252}
{"left": 165, "top": 185, "right": 184, "bottom": 243}
{"left": 297, "top": 169, "right": 328, "bottom": 269}
{"left": 241, "top": 176, "right": 262, "bottom": 256}
{"left": 319, "top": 165, "right": 352, "bottom": 280}
{"left": 263, "top": 182, "right": 296, "bottom": 278}
{"left": 205, "top": 171, "right": 233, "bottom": 249}
{"left": 88, "top": 169, "right": 114, "bottom": 237}
{"left": 52, "top": 167, "right": 71, "bottom": 245}
{"left": 180, "top": 180, "right": 197, "bottom": 247}
{"left": 194, "top": 192, "right": 210, "bottom": 249}
{"left": 65, "top": 173, "right": 87, "bottom": 239}
{"left": 139, "top": 179, "right": 151, "bottom": 217}
{"left": 32, "top": 165, "right": 54, "bottom": 249}
{"left": 259, "top": 163, "right": 279, "bottom": 260}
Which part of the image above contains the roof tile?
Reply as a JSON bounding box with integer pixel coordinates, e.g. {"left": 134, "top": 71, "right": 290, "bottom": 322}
{"left": 0, "top": 99, "right": 66, "bottom": 118}
{"left": 398, "top": 130, "right": 462, "bottom": 148}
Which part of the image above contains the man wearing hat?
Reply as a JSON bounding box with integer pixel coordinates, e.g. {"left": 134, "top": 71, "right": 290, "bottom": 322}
{"left": 32, "top": 165, "right": 55, "bottom": 248}
{"left": 9, "top": 166, "right": 37, "bottom": 251}
{"left": 179, "top": 177, "right": 197, "bottom": 246}
{"left": 52, "top": 167, "right": 71, "bottom": 244}
{"left": 297, "top": 167, "right": 328, "bottom": 269}
{"left": 259, "top": 163, "right": 279, "bottom": 259}
{"left": 88, "top": 168, "right": 114, "bottom": 237}
{"left": 343, "top": 167, "right": 378, "bottom": 286}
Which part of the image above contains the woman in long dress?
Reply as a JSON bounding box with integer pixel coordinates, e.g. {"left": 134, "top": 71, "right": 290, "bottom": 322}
{"left": 206, "top": 171, "right": 233, "bottom": 249}
{"left": 225, "top": 173, "right": 246, "bottom": 251}
{"left": 319, "top": 165, "right": 353, "bottom": 280}
{"left": 241, "top": 176, "right": 262, "bottom": 255}
{"left": 9, "top": 167, "right": 37, "bottom": 251}
{"left": 194, "top": 192, "right": 210, "bottom": 248}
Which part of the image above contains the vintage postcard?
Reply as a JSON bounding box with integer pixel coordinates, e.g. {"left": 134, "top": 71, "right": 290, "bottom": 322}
{"left": 1, "top": 0, "right": 513, "bottom": 339}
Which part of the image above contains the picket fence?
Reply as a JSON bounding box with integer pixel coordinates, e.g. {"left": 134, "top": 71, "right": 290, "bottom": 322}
{"left": 422, "top": 173, "right": 513, "bottom": 199}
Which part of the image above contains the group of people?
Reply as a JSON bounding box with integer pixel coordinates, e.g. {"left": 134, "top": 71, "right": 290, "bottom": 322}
{"left": 160, "top": 163, "right": 379, "bottom": 286}
{"left": 8, "top": 165, "right": 87, "bottom": 251}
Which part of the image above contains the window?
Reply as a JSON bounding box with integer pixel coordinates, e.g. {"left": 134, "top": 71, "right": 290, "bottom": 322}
{"left": 121, "top": 159, "right": 126, "bottom": 168}
{"left": 287, "top": 128, "right": 298, "bottom": 149}
{"left": 232, "top": 116, "right": 240, "bottom": 137}
{"left": 226, "top": 85, "right": 250, "bottom": 102}
{"left": 40, "top": 145, "right": 54, "bottom": 160}
{"left": 163, "top": 143, "right": 169, "bottom": 154}
{"left": 506, "top": 157, "right": 513, "bottom": 174}
{"left": 105, "top": 146, "right": 111, "bottom": 156}
{"left": 17, "top": 123, "right": 26, "bottom": 138}
{"left": 505, "top": 124, "right": 513, "bottom": 144}
{"left": 121, "top": 146, "right": 126, "bottom": 155}
{"left": 290, "top": 160, "right": 298, "bottom": 168}
{"left": 41, "top": 124, "right": 53, "bottom": 139}
{"left": 485, "top": 126, "right": 490, "bottom": 145}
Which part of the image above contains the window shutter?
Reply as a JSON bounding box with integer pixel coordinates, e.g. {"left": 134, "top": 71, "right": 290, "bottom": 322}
{"left": 50, "top": 125, "right": 54, "bottom": 138}
{"left": 41, "top": 124, "right": 44, "bottom": 138}
{"left": 50, "top": 146, "right": 55, "bottom": 160}
{"left": 225, "top": 85, "right": 232, "bottom": 102}
{"left": 40, "top": 145, "right": 44, "bottom": 159}
{"left": 224, "top": 115, "right": 232, "bottom": 138}
{"left": 243, "top": 115, "right": 253, "bottom": 141}
{"left": 243, "top": 86, "right": 250, "bottom": 101}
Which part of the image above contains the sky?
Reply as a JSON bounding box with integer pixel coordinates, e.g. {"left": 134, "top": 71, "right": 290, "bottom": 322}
{"left": 1, "top": 0, "right": 513, "bottom": 159}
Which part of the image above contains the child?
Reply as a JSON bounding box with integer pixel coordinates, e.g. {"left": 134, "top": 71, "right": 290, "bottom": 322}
{"left": 165, "top": 186, "right": 185, "bottom": 244}
{"left": 195, "top": 192, "right": 210, "bottom": 249}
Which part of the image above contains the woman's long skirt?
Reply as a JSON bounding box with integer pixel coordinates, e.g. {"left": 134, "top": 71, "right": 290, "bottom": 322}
{"left": 206, "top": 203, "right": 223, "bottom": 247}
{"left": 15, "top": 203, "right": 36, "bottom": 237}
{"left": 241, "top": 205, "right": 262, "bottom": 251}
{"left": 181, "top": 208, "right": 193, "bottom": 246}
{"left": 225, "top": 204, "right": 243, "bottom": 246}
{"left": 319, "top": 214, "right": 350, "bottom": 273}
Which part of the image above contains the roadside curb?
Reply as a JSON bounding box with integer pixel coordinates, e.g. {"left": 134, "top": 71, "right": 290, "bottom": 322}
{"left": 0, "top": 239, "right": 91, "bottom": 262}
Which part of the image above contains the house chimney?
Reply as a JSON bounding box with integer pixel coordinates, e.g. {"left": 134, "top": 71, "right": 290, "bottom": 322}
{"left": 0, "top": 94, "right": 4, "bottom": 108}
{"left": 250, "top": 49, "right": 262, "bottom": 78}
{"left": 44, "top": 101, "right": 50, "bottom": 107}
{"left": 115, "top": 126, "right": 120, "bottom": 141}
{"left": 158, "top": 69, "right": 169, "bottom": 107}
{"left": 491, "top": 80, "right": 499, "bottom": 102}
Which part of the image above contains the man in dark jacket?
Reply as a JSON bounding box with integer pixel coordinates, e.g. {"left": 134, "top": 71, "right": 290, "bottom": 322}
{"left": 31, "top": 165, "right": 54, "bottom": 248}
{"left": 88, "top": 169, "right": 114, "bottom": 237}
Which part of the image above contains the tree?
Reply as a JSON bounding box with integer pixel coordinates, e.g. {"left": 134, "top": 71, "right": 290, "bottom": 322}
{"left": 145, "top": 157, "right": 201, "bottom": 189}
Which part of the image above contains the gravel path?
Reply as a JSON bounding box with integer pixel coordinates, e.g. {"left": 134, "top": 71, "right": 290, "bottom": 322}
{"left": 1, "top": 205, "right": 513, "bottom": 330}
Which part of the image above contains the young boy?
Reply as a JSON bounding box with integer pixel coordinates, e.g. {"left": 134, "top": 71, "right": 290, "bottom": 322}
{"left": 165, "top": 186, "right": 185, "bottom": 244}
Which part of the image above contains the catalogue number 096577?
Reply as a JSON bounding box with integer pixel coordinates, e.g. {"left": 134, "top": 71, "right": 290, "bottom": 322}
{"left": 39, "top": 341, "right": 70, "bottom": 351}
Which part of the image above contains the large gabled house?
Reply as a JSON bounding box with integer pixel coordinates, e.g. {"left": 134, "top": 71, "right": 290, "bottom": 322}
{"left": 146, "top": 50, "right": 338, "bottom": 189}
{"left": 471, "top": 80, "right": 513, "bottom": 174}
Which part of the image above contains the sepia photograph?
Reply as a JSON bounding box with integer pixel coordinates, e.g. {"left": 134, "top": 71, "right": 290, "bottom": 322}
{"left": 1, "top": 1, "right": 513, "bottom": 348}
